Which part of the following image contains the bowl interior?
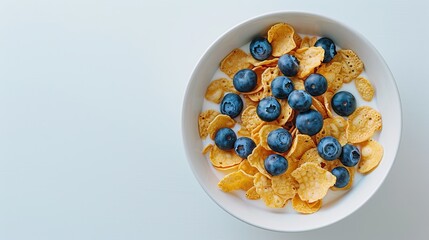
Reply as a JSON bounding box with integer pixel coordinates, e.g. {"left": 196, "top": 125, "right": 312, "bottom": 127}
{"left": 182, "top": 11, "right": 401, "bottom": 232}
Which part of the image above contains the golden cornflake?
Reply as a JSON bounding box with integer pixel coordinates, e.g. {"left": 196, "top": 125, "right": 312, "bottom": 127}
{"left": 198, "top": 109, "right": 220, "bottom": 138}
{"left": 238, "top": 160, "right": 259, "bottom": 176}
{"left": 291, "top": 78, "right": 305, "bottom": 90}
{"left": 245, "top": 186, "right": 260, "bottom": 200}
{"left": 323, "top": 92, "right": 334, "bottom": 118}
{"left": 254, "top": 173, "right": 287, "bottom": 208}
{"left": 220, "top": 48, "right": 256, "bottom": 78}
{"left": 293, "top": 33, "right": 302, "bottom": 49}
{"left": 346, "top": 106, "right": 382, "bottom": 143}
{"left": 207, "top": 114, "right": 236, "bottom": 140}
{"left": 241, "top": 106, "right": 263, "bottom": 132}
{"left": 311, "top": 97, "right": 328, "bottom": 119}
{"left": 247, "top": 89, "right": 264, "bottom": 102}
{"left": 358, "top": 139, "right": 384, "bottom": 174}
{"left": 287, "top": 134, "right": 316, "bottom": 159}
{"left": 213, "top": 164, "right": 239, "bottom": 172}
{"left": 300, "top": 36, "right": 317, "bottom": 48}
{"left": 204, "top": 78, "right": 237, "bottom": 104}
{"left": 315, "top": 117, "right": 348, "bottom": 145}
{"left": 253, "top": 58, "right": 279, "bottom": 67}
{"left": 243, "top": 95, "right": 258, "bottom": 108}
{"left": 209, "top": 145, "right": 243, "bottom": 168}
{"left": 317, "top": 62, "right": 343, "bottom": 92}
{"left": 298, "top": 148, "right": 337, "bottom": 171}
{"left": 271, "top": 174, "right": 298, "bottom": 200}
{"left": 218, "top": 170, "right": 254, "bottom": 192}
{"left": 261, "top": 67, "right": 281, "bottom": 97}
{"left": 355, "top": 76, "right": 375, "bottom": 101}
{"left": 291, "top": 162, "right": 336, "bottom": 203}
{"left": 267, "top": 23, "right": 296, "bottom": 57}
{"left": 276, "top": 99, "right": 293, "bottom": 125}
{"left": 331, "top": 49, "right": 364, "bottom": 83}
{"left": 292, "top": 194, "right": 322, "bottom": 214}
{"left": 248, "top": 145, "right": 273, "bottom": 178}
{"left": 237, "top": 127, "right": 251, "bottom": 137}
{"left": 202, "top": 144, "right": 213, "bottom": 155}
{"left": 295, "top": 47, "right": 325, "bottom": 78}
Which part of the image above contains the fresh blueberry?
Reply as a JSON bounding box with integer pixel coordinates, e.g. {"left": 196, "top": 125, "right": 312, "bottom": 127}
{"left": 331, "top": 166, "right": 350, "bottom": 188}
{"left": 234, "top": 137, "right": 256, "bottom": 159}
{"left": 331, "top": 91, "right": 356, "bottom": 116}
{"left": 314, "top": 37, "right": 337, "bottom": 63}
{"left": 257, "top": 97, "right": 281, "bottom": 122}
{"left": 214, "top": 128, "right": 237, "bottom": 150}
{"left": 233, "top": 69, "right": 257, "bottom": 92}
{"left": 317, "top": 136, "right": 342, "bottom": 161}
{"left": 220, "top": 93, "right": 243, "bottom": 118}
{"left": 295, "top": 109, "right": 323, "bottom": 136}
{"left": 278, "top": 54, "right": 299, "bottom": 77}
{"left": 267, "top": 128, "right": 292, "bottom": 153}
{"left": 271, "top": 76, "right": 294, "bottom": 99}
{"left": 264, "top": 154, "right": 288, "bottom": 176}
{"left": 288, "top": 90, "right": 312, "bottom": 112}
{"left": 304, "top": 73, "right": 328, "bottom": 96}
{"left": 249, "top": 37, "right": 272, "bottom": 61}
{"left": 340, "top": 144, "right": 361, "bottom": 167}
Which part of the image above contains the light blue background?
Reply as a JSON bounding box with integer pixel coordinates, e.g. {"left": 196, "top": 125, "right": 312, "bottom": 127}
{"left": 0, "top": 0, "right": 427, "bottom": 239}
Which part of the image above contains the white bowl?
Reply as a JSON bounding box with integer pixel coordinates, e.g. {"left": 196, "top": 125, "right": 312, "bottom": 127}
{"left": 182, "top": 11, "right": 401, "bottom": 232}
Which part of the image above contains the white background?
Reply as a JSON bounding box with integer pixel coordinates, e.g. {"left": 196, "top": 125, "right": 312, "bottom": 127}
{"left": 0, "top": 0, "right": 427, "bottom": 239}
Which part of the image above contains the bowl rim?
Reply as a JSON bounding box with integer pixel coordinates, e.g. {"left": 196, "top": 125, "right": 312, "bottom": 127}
{"left": 182, "top": 10, "right": 402, "bottom": 232}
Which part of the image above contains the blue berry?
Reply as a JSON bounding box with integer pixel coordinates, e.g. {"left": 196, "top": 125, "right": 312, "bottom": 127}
{"left": 295, "top": 109, "right": 323, "bottom": 136}
{"left": 314, "top": 37, "right": 337, "bottom": 63}
{"left": 317, "top": 136, "right": 342, "bottom": 160}
{"left": 340, "top": 144, "right": 361, "bottom": 167}
{"left": 271, "top": 76, "right": 294, "bottom": 99}
{"left": 267, "top": 128, "right": 292, "bottom": 153}
{"left": 331, "top": 91, "right": 356, "bottom": 116}
{"left": 288, "top": 90, "right": 312, "bottom": 112}
{"left": 257, "top": 97, "right": 281, "bottom": 122}
{"left": 331, "top": 166, "right": 350, "bottom": 188}
{"left": 304, "top": 73, "right": 328, "bottom": 96}
{"left": 220, "top": 93, "right": 243, "bottom": 118}
{"left": 249, "top": 37, "right": 272, "bottom": 61}
{"left": 234, "top": 137, "right": 256, "bottom": 159}
{"left": 233, "top": 69, "right": 257, "bottom": 92}
{"left": 264, "top": 154, "right": 288, "bottom": 176}
{"left": 214, "top": 128, "right": 237, "bottom": 150}
{"left": 278, "top": 54, "right": 299, "bottom": 77}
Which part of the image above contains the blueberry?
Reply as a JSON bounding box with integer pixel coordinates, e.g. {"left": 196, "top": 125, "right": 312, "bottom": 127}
{"left": 340, "top": 144, "right": 361, "bottom": 167}
{"left": 214, "top": 128, "right": 237, "bottom": 150}
{"left": 257, "top": 97, "right": 281, "bottom": 122}
{"left": 264, "top": 154, "right": 288, "bottom": 176}
{"left": 304, "top": 73, "right": 328, "bottom": 96}
{"left": 233, "top": 69, "right": 257, "bottom": 93}
{"left": 267, "top": 128, "right": 292, "bottom": 153}
{"left": 220, "top": 93, "right": 243, "bottom": 118}
{"left": 288, "top": 90, "right": 312, "bottom": 112}
{"left": 317, "top": 136, "right": 342, "bottom": 160}
{"left": 278, "top": 54, "right": 299, "bottom": 77}
{"left": 249, "top": 37, "right": 272, "bottom": 61}
{"left": 234, "top": 137, "right": 256, "bottom": 159}
{"left": 295, "top": 109, "right": 323, "bottom": 136}
{"left": 271, "top": 76, "right": 294, "bottom": 99}
{"left": 314, "top": 37, "right": 337, "bottom": 63}
{"left": 331, "top": 166, "right": 350, "bottom": 188}
{"left": 331, "top": 91, "right": 356, "bottom": 116}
